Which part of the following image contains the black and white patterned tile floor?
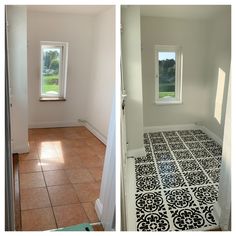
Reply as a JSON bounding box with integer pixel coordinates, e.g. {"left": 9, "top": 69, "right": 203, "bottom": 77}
{"left": 134, "top": 129, "right": 222, "bottom": 231}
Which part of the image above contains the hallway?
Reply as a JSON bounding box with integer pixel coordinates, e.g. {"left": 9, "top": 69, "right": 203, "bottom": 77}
{"left": 17, "top": 126, "right": 105, "bottom": 231}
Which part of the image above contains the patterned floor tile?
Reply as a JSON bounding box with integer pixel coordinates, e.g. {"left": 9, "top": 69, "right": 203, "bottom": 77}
{"left": 144, "top": 138, "right": 150, "bottom": 145}
{"left": 208, "top": 148, "right": 222, "bottom": 156}
{"left": 135, "top": 154, "right": 154, "bottom": 164}
{"left": 163, "top": 131, "right": 178, "bottom": 137}
{"left": 181, "top": 135, "right": 198, "bottom": 142}
{"left": 171, "top": 207, "right": 208, "bottom": 231}
{"left": 160, "top": 172, "right": 187, "bottom": 189}
{"left": 169, "top": 143, "right": 186, "bottom": 151}
{"left": 166, "top": 136, "right": 182, "bottom": 143}
{"left": 144, "top": 144, "right": 152, "bottom": 153}
{"left": 191, "top": 130, "right": 205, "bottom": 135}
{"left": 191, "top": 149, "right": 212, "bottom": 159}
{"left": 200, "top": 205, "right": 217, "bottom": 227}
{"left": 164, "top": 188, "right": 196, "bottom": 210}
{"left": 183, "top": 171, "right": 210, "bottom": 186}
{"left": 157, "top": 161, "right": 179, "bottom": 174}
{"left": 154, "top": 151, "right": 174, "bottom": 162}
{"left": 152, "top": 144, "right": 169, "bottom": 152}
{"left": 173, "top": 150, "right": 194, "bottom": 160}
{"left": 149, "top": 132, "right": 163, "bottom": 138}
{"left": 185, "top": 142, "right": 203, "bottom": 150}
{"left": 195, "top": 134, "right": 213, "bottom": 142}
{"left": 144, "top": 133, "right": 148, "bottom": 139}
{"left": 191, "top": 185, "right": 218, "bottom": 205}
{"left": 197, "top": 158, "right": 221, "bottom": 170}
{"left": 177, "top": 130, "right": 192, "bottom": 136}
{"left": 214, "top": 156, "right": 222, "bottom": 162}
{"left": 201, "top": 141, "right": 221, "bottom": 150}
{"left": 135, "top": 164, "right": 157, "bottom": 177}
{"left": 206, "top": 169, "right": 221, "bottom": 183}
{"left": 150, "top": 137, "right": 166, "bottom": 144}
{"left": 178, "top": 159, "right": 201, "bottom": 172}
{"left": 136, "top": 175, "right": 161, "bottom": 192}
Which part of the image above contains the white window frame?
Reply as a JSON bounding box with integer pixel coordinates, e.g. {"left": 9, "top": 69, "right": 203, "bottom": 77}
{"left": 40, "top": 41, "right": 68, "bottom": 100}
{"left": 154, "top": 45, "right": 183, "bottom": 105}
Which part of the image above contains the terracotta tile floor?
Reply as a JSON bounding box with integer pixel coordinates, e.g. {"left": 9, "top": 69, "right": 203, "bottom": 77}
{"left": 19, "top": 127, "right": 105, "bottom": 231}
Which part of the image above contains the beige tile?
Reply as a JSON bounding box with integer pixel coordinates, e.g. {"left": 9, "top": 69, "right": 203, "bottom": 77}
{"left": 73, "top": 182, "right": 100, "bottom": 203}
{"left": 20, "top": 187, "right": 51, "bottom": 210}
{"left": 48, "top": 184, "right": 80, "bottom": 207}
{"left": 65, "top": 168, "right": 94, "bottom": 184}
{"left": 21, "top": 207, "right": 56, "bottom": 231}
{"left": 78, "top": 155, "right": 103, "bottom": 168}
{"left": 19, "top": 160, "right": 42, "bottom": 173}
{"left": 44, "top": 170, "right": 70, "bottom": 186}
{"left": 41, "top": 159, "right": 64, "bottom": 171}
{"left": 87, "top": 167, "right": 103, "bottom": 182}
{"left": 53, "top": 204, "right": 89, "bottom": 228}
{"left": 19, "top": 151, "right": 39, "bottom": 160}
{"left": 82, "top": 202, "right": 99, "bottom": 223}
{"left": 20, "top": 172, "right": 45, "bottom": 189}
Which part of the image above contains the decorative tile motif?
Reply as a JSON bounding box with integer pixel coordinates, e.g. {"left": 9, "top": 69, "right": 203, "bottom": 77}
{"left": 208, "top": 148, "right": 222, "bottom": 156}
{"left": 185, "top": 142, "right": 203, "bottom": 150}
{"left": 173, "top": 150, "right": 194, "bottom": 160}
{"left": 149, "top": 132, "right": 163, "bottom": 138}
{"left": 135, "top": 164, "right": 157, "bottom": 177}
{"left": 201, "top": 141, "right": 221, "bottom": 150}
{"left": 169, "top": 143, "right": 186, "bottom": 151}
{"left": 206, "top": 169, "right": 221, "bottom": 183}
{"left": 144, "top": 138, "right": 150, "bottom": 145}
{"left": 214, "top": 156, "right": 222, "bottom": 162}
{"left": 177, "top": 130, "right": 192, "bottom": 136}
{"left": 178, "top": 160, "right": 201, "bottom": 172}
{"left": 191, "top": 149, "right": 212, "bottom": 159}
{"left": 144, "top": 144, "right": 152, "bottom": 153}
{"left": 143, "top": 133, "right": 148, "bottom": 139}
{"left": 191, "top": 130, "right": 205, "bottom": 135}
{"left": 163, "top": 131, "right": 178, "bottom": 137}
{"left": 191, "top": 185, "right": 218, "bottom": 205}
{"left": 181, "top": 135, "right": 198, "bottom": 142}
{"left": 183, "top": 171, "right": 210, "bottom": 186}
{"left": 195, "top": 134, "right": 213, "bottom": 142}
{"left": 157, "top": 161, "right": 179, "bottom": 174}
{"left": 136, "top": 211, "right": 170, "bottom": 231}
{"left": 164, "top": 188, "right": 196, "bottom": 210}
{"left": 200, "top": 205, "right": 217, "bottom": 226}
{"left": 135, "top": 154, "right": 154, "bottom": 164}
{"left": 154, "top": 151, "right": 174, "bottom": 162}
{"left": 171, "top": 207, "right": 205, "bottom": 231}
{"left": 136, "top": 176, "right": 161, "bottom": 192}
{"left": 152, "top": 144, "right": 169, "bottom": 152}
{"left": 166, "top": 136, "right": 182, "bottom": 143}
{"left": 160, "top": 172, "right": 187, "bottom": 189}
{"left": 150, "top": 137, "right": 166, "bottom": 144}
{"left": 136, "top": 192, "right": 165, "bottom": 212}
{"left": 197, "top": 158, "right": 221, "bottom": 170}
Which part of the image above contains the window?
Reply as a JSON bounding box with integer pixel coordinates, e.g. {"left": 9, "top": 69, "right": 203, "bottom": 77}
{"left": 155, "top": 45, "right": 183, "bottom": 104}
{"left": 40, "top": 41, "right": 68, "bottom": 100}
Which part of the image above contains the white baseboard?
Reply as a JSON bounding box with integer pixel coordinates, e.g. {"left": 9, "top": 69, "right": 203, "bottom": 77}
{"left": 83, "top": 122, "right": 107, "bottom": 145}
{"left": 95, "top": 198, "right": 103, "bottom": 221}
{"left": 144, "top": 123, "right": 197, "bottom": 133}
{"left": 12, "top": 143, "right": 29, "bottom": 154}
{"left": 127, "top": 147, "right": 146, "bottom": 157}
{"left": 29, "top": 121, "right": 83, "bottom": 129}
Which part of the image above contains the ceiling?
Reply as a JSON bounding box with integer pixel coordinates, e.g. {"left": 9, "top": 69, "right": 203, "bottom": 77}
{"left": 140, "top": 5, "right": 230, "bottom": 19}
{"left": 27, "top": 5, "right": 112, "bottom": 15}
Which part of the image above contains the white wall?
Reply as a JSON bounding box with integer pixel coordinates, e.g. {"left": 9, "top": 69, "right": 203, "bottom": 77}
{"left": 85, "top": 7, "right": 115, "bottom": 141}
{"left": 121, "top": 6, "right": 144, "bottom": 153}
{"left": 27, "top": 11, "right": 94, "bottom": 128}
{"left": 204, "top": 8, "right": 231, "bottom": 139}
{"left": 7, "top": 6, "right": 29, "bottom": 153}
{"left": 141, "top": 16, "right": 209, "bottom": 128}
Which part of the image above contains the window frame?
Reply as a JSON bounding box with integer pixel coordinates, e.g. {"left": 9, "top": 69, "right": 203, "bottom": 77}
{"left": 40, "top": 41, "right": 68, "bottom": 100}
{"left": 154, "top": 45, "right": 183, "bottom": 105}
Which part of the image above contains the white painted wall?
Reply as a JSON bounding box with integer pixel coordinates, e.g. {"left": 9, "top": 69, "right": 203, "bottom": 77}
{"left": 27, "top": 11, "right": 94, "bottom": 128}
{"left": 85, "top": 7, "right": 115, "bottom": 141}
{"left": 121, "top": 6, "right": 144, "bottom": 153}
{"left": 204, "top": 8, "right": 231, "bottom": 139}
{"left": 7, "top": 6, "right": 29, "bottom": 153}
{"left": 141, "top": 16, "right": 209, "bottom": 128}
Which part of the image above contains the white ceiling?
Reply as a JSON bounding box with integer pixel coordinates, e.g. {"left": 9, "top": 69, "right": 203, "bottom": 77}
{"left": 140, "top": 5, "right": 229, "bottom": 19}
{"left": 27, "top": 5, "right": 112, "bottom": 15}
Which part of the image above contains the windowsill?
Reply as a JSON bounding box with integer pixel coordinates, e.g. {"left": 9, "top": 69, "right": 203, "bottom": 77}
{"left": 154, "top": 100, "right": 182, "bottom": 105}
{"left": 39, "top": 97, "right": 66, "bottom": 102}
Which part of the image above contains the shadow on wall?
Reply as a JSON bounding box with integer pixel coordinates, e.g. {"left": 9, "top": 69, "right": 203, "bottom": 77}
{"left": 214, "top": 68, "right": 226, "bottom": 125}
